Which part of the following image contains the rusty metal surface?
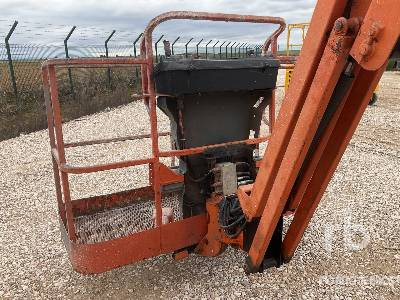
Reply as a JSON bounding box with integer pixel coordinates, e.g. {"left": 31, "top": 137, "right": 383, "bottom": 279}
{"left": 47, "top": 65, "right": 77, "bottom": 241}
{"left": 143, "top": 11, "right": 285, "bottom": 57}
{"left": 246, "top": 18, "right": 357, "bottom": 270}
{"left": 158, "top": 163, "right": 184, "bottom": 186}
{"left": 238, "top": 0, "right": 350, "bottom": 221}
{"left": 159, "top": 137, "right": 269, "bottom": 157}
{"left": 285, "top": 65, "right": 361, "bottom": 212}
{"left": 71, "top": 186, "right": 155, "bottom": 216}
{"left": 161, "top": 214, "right": 207, "bottom": 254}
{"left": 158, "top": 163, "right": 183, "bottom": 186}
{"left": 75, "top": 193, "right": 182, "bottom": 243}
{"left": 42, "top": 67, "right": 66, "bottom": 225}
{"left": 64, "top": 132, "right": 170, "bottom": 148}
{"left": 277, "top": 55, "right": 297, "bottom": 64}
{"left": 350, "top": 0, "right": 400, "bottom": 71}
{"left": 64, "top": 214, "right": 207, "bottom": 274}
{"left": 42, "top": 3, "right": 399, "bottom": 275}
{"left": 60, "top": 158, "right": 155, "bottom": 174}
{"left": 42, "top": 57, "right": 147, "bottom": 68}
{"left": 43, "top": 10, "right": 281, "bottom": 273}
{"left": 282, "top": 64, "right": 386, "bottom": 262}
{"left": 195, "top": 196, "right": 243, "bottom": 257}
{"left": 141, "top": 11, "right": 284, "bottom": 229}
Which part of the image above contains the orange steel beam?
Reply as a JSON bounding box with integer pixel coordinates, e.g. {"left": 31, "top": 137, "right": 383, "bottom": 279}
{"left": 286, "top": 0, "right": 400, "bottom": 213}
{"left": 237, "top": 0, "right": 349, "bottom": 221}
{"left": 42, "top": 67, "right": 66, "bottom": 226}
{"left": 282, "top": 64, "right": 386, "bottom": 262}
{"left": 47, "top": 65, "right": 77, "bottom": 241}
{"left": 285, "top": 64, "right": 361, "bottom": 213}
{"left": 282, "top": 0, "right": 400, "bottom": 261}
{"left": 244, "top": 0, "right": 399, "bottom": 272}
{"left": 350, "top": 0, "right": 400, "bottom": 71}
{"left": 245, "top": 18, "right": 358, "bottom": 272}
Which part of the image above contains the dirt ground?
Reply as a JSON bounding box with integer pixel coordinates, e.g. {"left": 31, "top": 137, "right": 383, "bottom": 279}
{"left": 0, "top": 70, "right": 399, "bottom": 299}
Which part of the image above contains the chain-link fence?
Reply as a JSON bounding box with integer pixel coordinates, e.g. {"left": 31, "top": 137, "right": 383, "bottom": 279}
{"left": 0, "top": 43, "right": 144, "bottom": 103}
{"left": 0, "top": 20, "right": 265, "bottom": 140}
{"left": 0, "top": 42, "right": 261, "bottom": 96}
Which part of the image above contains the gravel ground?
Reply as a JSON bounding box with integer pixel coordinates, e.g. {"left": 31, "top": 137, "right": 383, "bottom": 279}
{"left": 0, "top": 70, "right": 399, "bottom": 299}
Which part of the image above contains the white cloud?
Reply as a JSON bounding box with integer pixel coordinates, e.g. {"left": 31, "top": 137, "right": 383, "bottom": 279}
{"left": 0, "top": 0, "right": 316, "bottom": 47}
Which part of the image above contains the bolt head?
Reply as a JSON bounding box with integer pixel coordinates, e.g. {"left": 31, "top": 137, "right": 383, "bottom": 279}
{"left": 334, "top": 17, "right": 348, "bottom": 34}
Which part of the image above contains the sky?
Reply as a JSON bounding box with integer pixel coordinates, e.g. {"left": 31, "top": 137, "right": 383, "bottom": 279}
{"left": 0, "top": 0, "right": 317, "bottom": 50}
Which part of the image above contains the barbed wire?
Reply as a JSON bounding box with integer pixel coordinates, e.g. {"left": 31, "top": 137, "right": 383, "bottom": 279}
{"left": 0, "top": 19, "right": 144, "bottom": 46}
{"left": 0, "top": 40, "right": 261, "bottom": 98}
{"left": 0, "top": 18, "right": 294, "bottom": 106}
{"left": 0, "top": 18, "right": 292, "bottom": 47}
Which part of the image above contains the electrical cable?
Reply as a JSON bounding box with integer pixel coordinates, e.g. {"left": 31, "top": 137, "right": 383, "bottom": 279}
{"left": 218, "top": 194, "right": 247, "bottom": 238}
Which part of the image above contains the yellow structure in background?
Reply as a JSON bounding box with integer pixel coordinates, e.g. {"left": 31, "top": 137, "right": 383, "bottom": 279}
{"left": 286, "top": 23, "right": 310, "bottom": 56}
{"left": 285, "top": 23, "right": 309, "bottom": 91}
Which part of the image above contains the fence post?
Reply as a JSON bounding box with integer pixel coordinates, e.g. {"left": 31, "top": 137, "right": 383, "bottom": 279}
{"left": 212, "top": 40, "right": 219, "bottom": 59}
{"left": 238, "top": 42, "right": 244, "bottom": 58}
{"left": 5, "top": 21, "right": 18, "bottom": 105}
{"left": 242, "top": 43, "right": 248, "bottom": 57}
{"left": 196, "top": 38, "right": 203, "bottom": 58}
{"left": 105, "top": 30, "right": 116, "bottom": 88}
{"left": 64, "top": 26, "right": 76, "bottom": 96}
{"left": 133, "top": 32, "right": 143, "bottom": 84}
{"left": 185, "top": 38, "right": 193, "bottom": 58}
{"left": 219, "top": 41, "right": 226, "bottom": 59}
{"left": 205, "top": 40, "right": 212, "bottom": 59}
{"left": 230, "top": 42, "right": 236, "bottom": 58}
{"left": 154, "top": 34, "right": 164, "bottom": 63}
{"left": 133, "top": 32, "right": 143, "bottom": 57}
{"left": 172, "top": 36, "right": 180, "bottom": 55}
{"left": 234, "top": 43, "right": 239, "bottom": 58}
{"left": 240, "top": 43, "right": 245, "bottom": 58}
{"left": 225, "top": 42, "right": 231, "bottom": 59}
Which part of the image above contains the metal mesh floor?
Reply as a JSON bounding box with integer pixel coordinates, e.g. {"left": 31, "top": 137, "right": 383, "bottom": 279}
{"left": 74, "top": 193, "right": 183, "bottom": 244}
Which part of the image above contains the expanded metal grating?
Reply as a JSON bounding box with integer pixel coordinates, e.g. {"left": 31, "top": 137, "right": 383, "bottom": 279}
{"left": 75, "top": 192, "right": 183, "bottom": 244}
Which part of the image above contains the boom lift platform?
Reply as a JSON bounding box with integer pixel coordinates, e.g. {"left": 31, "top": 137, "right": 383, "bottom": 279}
{"left": 42, "top": 0, "right": 399, "bottom": 274}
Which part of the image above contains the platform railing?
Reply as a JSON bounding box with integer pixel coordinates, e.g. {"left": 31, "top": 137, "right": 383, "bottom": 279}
{"left": 42, "top": 11, "right": 286, "bottom": 244}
